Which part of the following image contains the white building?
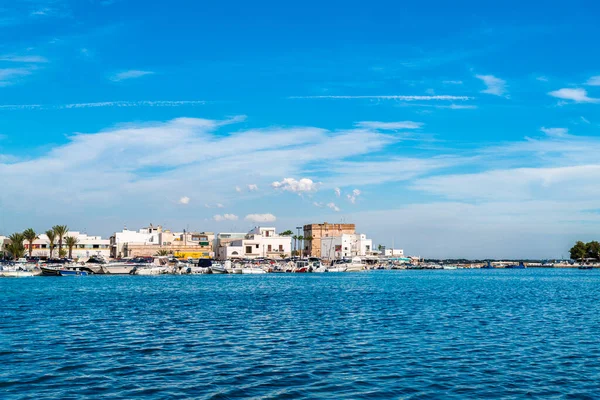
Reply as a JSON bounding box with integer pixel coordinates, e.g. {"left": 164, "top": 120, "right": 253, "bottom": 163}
{"left": 215, "top": 232, "right": 247, "bottom": 260}
{"left": 110, "top": 225, "right": 162, "bottom": 258}
{"left": 219, "top": 227, "right": 292, "bottom": 260}
{"left": 26, "top": 232, "right": 110, "bottom": 259}
{"left": 385, "top": 248, "right": 405, "bottom": 257}
{"left": 321, "top": 233, "right": 373, "bottom": 260}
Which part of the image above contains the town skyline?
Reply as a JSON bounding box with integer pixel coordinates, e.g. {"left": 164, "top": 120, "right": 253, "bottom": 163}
{"left": 1, "top": 1, "right": 600, "bottom": 259}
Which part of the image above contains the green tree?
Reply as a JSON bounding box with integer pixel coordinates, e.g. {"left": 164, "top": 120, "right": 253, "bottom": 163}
{"left": 292, "top": 235, "right": 298, "bottom": 254}
{"left": 22, "top": 228, "right": 38, "bottom": 258}
{"left": 6, "top": 233, "right": 26, "bottom": 260}
{"left": 570, "top": 241, "right": 588, "bottom": 262}
{"left": 155, "top": 249, "right": 171, "bottom": 256}
{"left": 64, "top": 236, "right": 79, "bottom": 259}
{"left": 45, "top": 229, "right": 56, "bottom": 259}
{"left": 586, "top": 241, "right": 600, "bottom": 261}
{"left": 52, "top": 225, "right": 69, "bottom": 257}
{"left": 280, "top": 230, "right": 293, "bottom": 236}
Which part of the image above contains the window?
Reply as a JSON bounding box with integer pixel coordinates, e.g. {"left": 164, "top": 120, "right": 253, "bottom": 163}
{"left": 255, "top": 244, "right": 259, "bottom": 249}
{"left": 93, "top": 245, "right": 100, "bottom": 249}
{"left": 246, "top": 246, "right": 252, "bottom": 254}
{"left": 279, "top": 245, "right": 283, "bottom": 251}
{"left": 268, "top": 245, "right": 272, "bottom": 252}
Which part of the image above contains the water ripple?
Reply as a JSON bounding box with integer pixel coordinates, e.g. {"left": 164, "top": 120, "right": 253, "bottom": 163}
{"left": 2, "top": 270, "right": 600, "bottom": 398}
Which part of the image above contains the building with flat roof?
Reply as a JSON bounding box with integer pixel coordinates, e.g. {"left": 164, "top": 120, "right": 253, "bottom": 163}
{"left": 321, "top": 233, "right": 373, "bottom": 261}
{"left": 219, "top": 227, "right": 292, "bottom": 260}
{"left": 303, "top": 223, "right": 356, "bottom": 257}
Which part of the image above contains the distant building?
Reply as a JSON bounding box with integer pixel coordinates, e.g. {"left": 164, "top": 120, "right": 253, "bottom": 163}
{"left": 110, "top": 224, "right": 214, "bottom": 258}
{"left": 215, "top": 232, "right": 247, "bottom": 260}
{"left": 321, "top": 233, "right": 373, "bottom": 260}
{"left": 303, "top": 223, "right": 356, "bottom": 257}
{"left": 219, "top": 227, "right": 292, "bottom": 260}
{"left": 25, "top": 232, "right": 110, "bottom": 259}
{"left": 385, "top": 249, "right": 404, "bottom": 257}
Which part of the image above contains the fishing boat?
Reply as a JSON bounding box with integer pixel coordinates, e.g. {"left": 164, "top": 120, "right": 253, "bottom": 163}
{"left": 293, "top": 260, "right": 310, "bottom": 273}
{"left": 443, "top": 265, "right": 458, "bottom": 270}
{"left": 0, "top": 265, "right": 35, "bottom": 277}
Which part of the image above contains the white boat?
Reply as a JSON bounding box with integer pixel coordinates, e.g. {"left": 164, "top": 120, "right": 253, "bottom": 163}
{"left": 102, "top": 263, "right": 138, "bottom": 275}
{"left": 133, "top": 265, "right": 168, "bottom": 275}
{"left": 344, "top": 257, "right": 367, "bottom": 272}
{"left": 443, "top": 265, "right": 458, "bottom": 270}
{"left": 0, "top": 268, "right": 35, "bottom": 277}
{"left": 210, "top": 263, "right": 228, "bottom": 274}
{"left": 327, "top": 266, "right": 347, "bottom": 272}
{"left": 242, "top": 267, "right": 267, "bottom": 274}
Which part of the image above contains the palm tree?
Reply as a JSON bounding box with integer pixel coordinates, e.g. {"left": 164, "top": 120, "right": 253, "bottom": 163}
{"left": 64, "top": 236, "right": 78, "bottom": 259}
{"left": 298, "top": 236, "right": 305, "bottom": 258}
{"left": 22, "top": 228, "right": 38, "bottom": 258}
{"left": 52, "top": 225, "right": 69, "bottom": 258}
{"left": 292, "top": 235, "right": 298, "bottom": 255}
{"left": 155, "top": 249, "right": 171, "bottom": 256}
{"left": 7, "top": 233, "right": 26, "bottom": 260}
{"left": 280, "top": 230, "right": 293, "bottom": 236}
{"left": 45, "top": 229, "right": 56, "bottom": 259}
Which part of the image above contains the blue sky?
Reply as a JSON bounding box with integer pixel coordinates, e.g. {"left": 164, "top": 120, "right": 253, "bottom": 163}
{"left": 1, "top": 0, "right": 600, "bottom": 258}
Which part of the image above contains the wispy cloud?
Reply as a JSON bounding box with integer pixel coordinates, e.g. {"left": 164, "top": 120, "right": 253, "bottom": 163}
{"left": 0, "top": 55, "right": 48, "bottom": 63}
{"left": 0, "top": 68, "right": 33, "bottom": 87}
{"left": 326, "top": 203, "right": 341, "bottom": 212}
{"left": 0, "top": 100, "right": 208, "bottom": 110}
{"left": 355, "top": 121, "right": 423, "bottom": 130}
{"left": 536, "top": 76, "right": 549, "bottom": 82}
{"left": 179, "top": 196, "right": 190, "bottom": 205}
{"left": 586, "top": 76, "right": 600, "bottom": 86}
{"left": 109, "top": 70, "right": 154, "bottom": 82}
{"left": 548, "top": 88, "right": 599, "bottom": 103}
{"left": 289, "top": 95, "right": 472, "bottom": 101}
{"left": 442, "top": 80, "right": 463, "bottom": 85}
{"left": 476, "top": 74, "right": 508, "bottom": 97}
{"left": 247, "top": 184, "right": 259, "bottom": 192}
{"left": 540, "top": 127, "right": 570, "bottom": 138}
{"left": 347, "top": 189, "right": 362, "bottom": 204}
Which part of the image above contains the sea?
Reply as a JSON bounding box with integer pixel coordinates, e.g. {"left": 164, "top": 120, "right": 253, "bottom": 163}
{"left": 2, "top": 269, "right": 600, "bottom": 399}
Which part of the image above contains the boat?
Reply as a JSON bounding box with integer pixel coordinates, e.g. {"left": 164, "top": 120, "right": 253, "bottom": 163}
{"left": 442, "top": 265, "right": 458, "bottom": 270}
{"left": 40, "top": 265, "right": 89, "bottom": 276}
{"left": 0, "top": 265, "right": 35, "bottom": 277}
{"left": 344, "top": 257, "right": 367, "bottom": 272}
{"left": 578, "top": 265, "right": 594, "bottom": 270}
{"left": 293, "top": 260, "right": 310, "bottom": 273}
{"left": 210, "top": 262, "right": 228, "bottom": 274}
{"left": 242, "top": 266, "right": 267, "bottom": 274}
{"left": 482, "top": 261, "right": 495, "bottom": 269}
{"left": 505, "top": 262, "right": 526, "bottom": 269}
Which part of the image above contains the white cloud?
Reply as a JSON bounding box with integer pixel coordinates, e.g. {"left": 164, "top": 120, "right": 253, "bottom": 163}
{"left": 536, "top": 76, "right": 549, "bottom": 82}
{"left": 247, "top": 184, "right": 259, "bottom": 191}
{"left": 204, "top": 203, "right": 226, "bottom": 208}
{"left": 334, "top": 187, "right": 341, "bottom": 197}
{"left": 540, "top": 127, "right": 569, "bottom": 138}
{"left": 216, "top": 203, "right": 224, "bottom": 208}
{"left": 0, "top": 55, "right": 48, "bottom": 63}
{"left": 245, "top": 213, "right": 276, "bottom": 223}
{"left": 235, "top": 186, "right": 242, "bottom": 193}
{"left": 548, "top": 88, "right": 599, "bottom": 103}
{"left": 442, "top": 80, "right": 463, "bottom": 85}
{"left": 110, "top": 70, "right": 155, "bottom": 82}
{"left": 289, "top": 95, "right": 472, "bottom": 101}
{"left": 355, "top": 121, "right": 424, "bottom": 130}
{"left": 586, "top": 76, "right": 600, "bottom": 86}
{"left": 0, "top": 68, "right": 32, "bottom": 86}
{"left": 213, "top": 214, "right": 238, "bottom": 222}
{"left": 347, "top": 189, "right": 362, "bottom": 204}
{"left": 313, "top": 202, "right": 324, "bottom": 208}
{"left": 179, "top": 196, "right": 190, "bottom": 205}
{"left": 327, "top": 203, "right": 341, "bottom": 212}
{"left": 0, "top": 100, "right": 207, "bottom": 111}
{"left": 271, "top": 178, "right": 319, "bottom": 193}
{"left": 476, "top": 74, "right": 508, "bottom": 97}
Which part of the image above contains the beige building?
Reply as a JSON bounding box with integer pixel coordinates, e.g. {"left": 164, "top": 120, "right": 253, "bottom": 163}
{"left": 111, "top": 225, "right": 214, "bottom": 258}
{"left": 303, "top": 223, "right": 356, "bottom": 257}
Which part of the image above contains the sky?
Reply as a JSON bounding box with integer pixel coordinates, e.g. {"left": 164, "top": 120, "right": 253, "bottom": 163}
{"left": 1, "top": 0, "right": 599, "bottom": 259}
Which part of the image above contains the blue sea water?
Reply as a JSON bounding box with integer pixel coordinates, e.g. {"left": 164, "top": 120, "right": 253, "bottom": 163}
{"left": 2, "top": 269, "right": 600, "bottom": 399}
